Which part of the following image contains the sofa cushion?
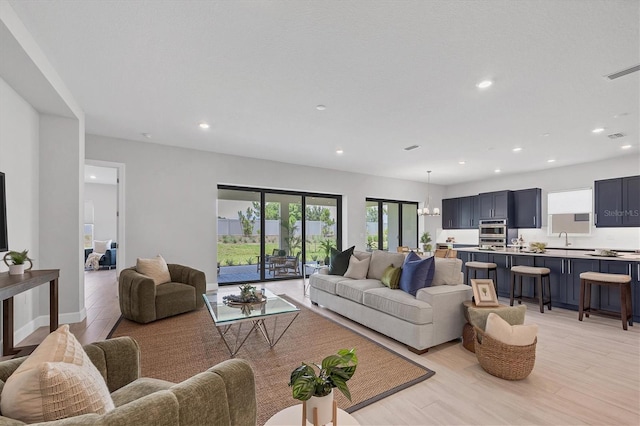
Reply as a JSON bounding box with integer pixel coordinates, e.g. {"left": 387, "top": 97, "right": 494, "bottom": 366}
{"left": 309, "top": 274, "right": 350, "bottom": 295}
{"left": 0, "top": 325, "right": 114, "bottom": 423}
{"left": 336, "top": 279, "right": 384, "bottom": 304}
{"left": 485, "top": 313, "right": 538, "bottom": 346}
{"left": 381, "top": 265, "right": 402, "bottom": 289}
{"left": 363, "top": 287, "right": 433, "bottom": 325}
{"left": 367, "top": 250, "right": 406, "bottom": 280}
{"left": 136, "top": 255, "right": 171, "bottom": 285}
{"left": 399, "top": 252, "right": 435, "bottom": 296}
{"left": 111, "top": 377, "right": 174, "bottom": 407}
{"left": 94, "top": 239, "right": 112, "bottom": 254}
{"left": 344, "top": 255, "right": 370, "bottom": 280}
{"left": 432, "top": 257, "right": 463, "bottom": 286}
{"left": 329, "top": 246, "right": 355, "bottom": 275}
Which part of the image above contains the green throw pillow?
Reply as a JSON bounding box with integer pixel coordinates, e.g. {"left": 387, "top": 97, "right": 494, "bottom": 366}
{"left": 381, "top": 264, "right": 401, "bottom": 289}
{"left": 329, "top": 246, "right": 355, "bottom": 276}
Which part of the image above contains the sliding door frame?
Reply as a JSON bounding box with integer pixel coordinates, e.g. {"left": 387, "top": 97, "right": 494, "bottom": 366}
{"left": 366, "top": 197, "right": 418, "bottom": 251}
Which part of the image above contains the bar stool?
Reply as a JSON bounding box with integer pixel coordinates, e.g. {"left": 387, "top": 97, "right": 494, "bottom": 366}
{"left": 579, "top": 272, "right": 633, "bottom": 330}
{"left": 510, "top": 265, "right": 552, "bottom": 313}
{"left": 465, "top": 261, "right": 498, "bottom": 293}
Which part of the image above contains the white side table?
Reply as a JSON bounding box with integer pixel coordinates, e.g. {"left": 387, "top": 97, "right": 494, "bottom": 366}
{"left": 265, "top": 404, "right": 360, "bottom": 426}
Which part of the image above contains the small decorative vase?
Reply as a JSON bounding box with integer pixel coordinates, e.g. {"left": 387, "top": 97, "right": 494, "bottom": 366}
{"left": 304, "top": 389, "right": 334, "bottom": 425}
{"left": 9, "top": 264, "right": 25, "bottom": 275}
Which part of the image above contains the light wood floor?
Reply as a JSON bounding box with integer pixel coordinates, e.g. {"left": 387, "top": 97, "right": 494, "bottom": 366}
{"left": 18, "top": 271, "right": 640, "bottom": 425}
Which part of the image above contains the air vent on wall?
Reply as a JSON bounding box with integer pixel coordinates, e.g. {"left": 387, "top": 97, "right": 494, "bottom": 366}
{"left": 605, "top": 64, "right": 640, "bottom": 80}
{"left": 607, "top": 133, "right": 626, "bottom": 139}
{"left": 404, "top": 145, "right": 420, "bottom": 151}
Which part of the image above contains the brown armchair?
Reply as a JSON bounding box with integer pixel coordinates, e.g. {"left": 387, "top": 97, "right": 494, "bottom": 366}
{"left": 119, "top": 264, "right": 206, "bottom": 324}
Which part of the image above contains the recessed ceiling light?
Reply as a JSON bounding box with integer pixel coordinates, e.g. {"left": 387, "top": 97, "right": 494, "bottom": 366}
{"left": 621, "top": 144, "right": 632, "bottom": 149}
{"left": 494, "top": 169, "right": 501, "bottom": 173}
{"left": 141, "top": 132, "right": 152, "bottom": 139}
{"left": 541, "top": 133, "right": 550, "bottom": 137}
{"left": 592, "top": 127, "right": 605, "bottom": 133}
{"left": 476, "top": 80, "right": 493, "bottom": 89}
{"left": 613, "top": 112, "right": 629, "bottom": 118}
{"left": 316, "top": 105, "right": 326, "bottom": 111}
{"left": 512, "top": 147, "right": 522, "bottom": 152}
{"left": 336, "top": 149, "right": 344, "bottom": 154}
{"left": 199, "top": 122, "right": 210, "bottom": 129}
{"left": 547, "top": 159, "right": 556, "bottom": 163}
{"left": 89, "top": 175, "right": 96, "bottom": 179}
{"left": 458, "top": 161, "right": 466, "bottom": 165}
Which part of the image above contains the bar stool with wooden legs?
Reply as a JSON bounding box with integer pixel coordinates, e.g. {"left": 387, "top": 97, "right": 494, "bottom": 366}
{"left": 510, "top": 265, "right": 552, "bottom": 313}
{"left": 579, "top": 272, "right": 633, "bottom": 330}
{"left": 465, "top": 261, "right": 498, "bottom": 293}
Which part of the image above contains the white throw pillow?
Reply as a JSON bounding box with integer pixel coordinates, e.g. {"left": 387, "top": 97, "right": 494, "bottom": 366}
{"left": 431, "top": 257, "right": 462, "bottom": 286}
{"left": 0, "top": 325, "right": 114, "bottom": 423}
{"left": 93, "top": 239, "right": 112, "bottom": 254}
{"left": 136, "top": 255, "right": 171, "bottom": 285}
{"left": 344, "top": 255, "right": 371, "bottom": 280}
{"left": 485, "top": 313, "right": 538, "bottom": 346}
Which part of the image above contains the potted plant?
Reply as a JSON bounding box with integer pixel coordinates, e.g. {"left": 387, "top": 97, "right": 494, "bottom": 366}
{"left": 319, "top": 239, "right": 335, "bottom": 265}
{"left": 3, "top": 249, "right": 33, "bottom": 275}
{"left": 420, "top": 232, "right": 432, "bottom": 253}
{"left": 289, "top": 349, "right": 357, "bottom": 425}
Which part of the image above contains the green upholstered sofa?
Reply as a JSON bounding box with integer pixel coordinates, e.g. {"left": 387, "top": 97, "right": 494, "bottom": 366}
{"left": 119, "top": 264, "right": 206, "bottom": 324}
{"left": 0, "top": 336, "right": 257, "bottom": 425}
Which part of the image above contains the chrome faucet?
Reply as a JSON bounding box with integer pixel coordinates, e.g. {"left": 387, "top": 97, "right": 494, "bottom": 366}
{"left": 559, "top": 231, "right": 571, "bottom": 247}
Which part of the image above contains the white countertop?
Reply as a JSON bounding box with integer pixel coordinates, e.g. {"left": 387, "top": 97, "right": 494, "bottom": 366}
{"left": 456, "top": 247, "right": 640, "bottom": 262}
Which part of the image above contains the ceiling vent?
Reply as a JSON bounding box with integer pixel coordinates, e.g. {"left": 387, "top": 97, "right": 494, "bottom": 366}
{"left": 607, "top": 133, "right": 626, "bottom": 139}
{"left": 404, "top": 145, "right": 420, "bottom": 151}
{"left": 605, "top": 64, "right": 640, "bottom": 80}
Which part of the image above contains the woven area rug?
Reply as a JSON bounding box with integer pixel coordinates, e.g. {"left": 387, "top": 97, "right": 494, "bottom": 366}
{"left": 108, "top": 296, "right": 434, "bottom": 425}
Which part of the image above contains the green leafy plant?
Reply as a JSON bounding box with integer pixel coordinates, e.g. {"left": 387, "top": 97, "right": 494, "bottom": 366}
{"left": 319, "top": 239, "right": 335, "bottom": 264}
{"left": 420, "top": 232, "right": 432, "bottom": 252}
{"left": 289, "top": 349, "right": 358, "bottom": 401}
{"left": 4, "top": 249, "right": 31, "bottom": 265}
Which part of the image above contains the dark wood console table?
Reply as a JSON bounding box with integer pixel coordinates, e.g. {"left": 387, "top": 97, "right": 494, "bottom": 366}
{"left": 0, "top": 269, "right": 59, "bottom": 357}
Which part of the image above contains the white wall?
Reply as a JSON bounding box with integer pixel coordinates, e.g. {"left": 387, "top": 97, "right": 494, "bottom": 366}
{"left": 85, "top": 134, "right": 439, "bottom": 281}
{"left": 84, "top": 182, "right": 117, "bottom": 242}
{"left": 0, "top": 76, "right": 41, "bottom": 340}
{"left": 441, "top": 156, "right": 640, "bottom": 250}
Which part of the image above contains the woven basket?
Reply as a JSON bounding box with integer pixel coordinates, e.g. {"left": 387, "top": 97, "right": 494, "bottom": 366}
{"left": 462, "top": 323, "right": 475, "bottom": 353}
{"left": 474, "top": 326, "right": 536, "bottom": 380}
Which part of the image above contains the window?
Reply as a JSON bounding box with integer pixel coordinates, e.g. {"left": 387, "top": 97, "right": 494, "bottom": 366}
{"left": 218, "top": 185, "right": 341, "bottom": 284}
{"left": 547, "top": 188, "right": 592, "bottom": 235}
{"left": 366, "top": 198, "right": 418, "bottom": 251}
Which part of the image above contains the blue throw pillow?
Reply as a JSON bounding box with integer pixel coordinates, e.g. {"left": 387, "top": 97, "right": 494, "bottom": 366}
{"left": 329, "top": 246, "right": 355, "bottom": 276}
{"left": 398, "top": 251, "right": 435, "bottom": 296}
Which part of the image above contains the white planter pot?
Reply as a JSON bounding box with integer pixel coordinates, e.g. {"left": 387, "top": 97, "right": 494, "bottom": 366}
{"left": 304, "top": 389, "right": 334, "bottom": 425}
{"left": 9, "top": 264, "right": 25, "bottom": 275}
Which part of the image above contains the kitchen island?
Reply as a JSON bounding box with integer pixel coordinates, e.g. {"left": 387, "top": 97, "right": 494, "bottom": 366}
{"left": 456, "top": 247, "right": 640, "bottom": 322}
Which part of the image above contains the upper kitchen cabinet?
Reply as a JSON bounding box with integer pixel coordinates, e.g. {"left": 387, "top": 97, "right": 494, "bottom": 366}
{"left": 595, "top": 175, "right": 640, "bottom": 228}
{"left": 513, "top": 188, "right": 542, "bottom": 228}
{"left": 458, "top": 195, "right": 479, "bottom": 229}
{"left": 479, "top": 190, "right": 513, "bottom": 221}
{"left": 441, "top": 198, "right": 459, "bottom": 229}
{"left": 441, "top": 195, "right": 478, "bottom": 229}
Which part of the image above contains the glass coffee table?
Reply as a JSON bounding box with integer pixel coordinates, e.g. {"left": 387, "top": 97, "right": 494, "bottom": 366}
{"left": 202, "top": 288, "right": 300, "bottom": 357}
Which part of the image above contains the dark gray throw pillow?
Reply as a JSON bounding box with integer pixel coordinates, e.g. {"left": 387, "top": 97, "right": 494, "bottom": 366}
{"left": 329, "top": 246, "right": 355, "bottom": 275}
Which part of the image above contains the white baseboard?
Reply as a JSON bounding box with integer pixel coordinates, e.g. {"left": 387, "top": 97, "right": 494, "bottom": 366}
{"left": 4, "top": 309, "right": 88, "bottom": 354}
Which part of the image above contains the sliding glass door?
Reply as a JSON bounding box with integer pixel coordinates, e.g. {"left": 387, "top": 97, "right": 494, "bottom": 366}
{"left": 218, "top": 185, "right": 341, "bottom": 284}
{"left": 366, "top": 198, "right": 418, "bottom": 252}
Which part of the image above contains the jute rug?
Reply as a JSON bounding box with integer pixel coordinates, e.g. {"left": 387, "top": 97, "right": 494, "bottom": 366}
{"left": 108, "top": 296, "right": 434, "bottom": 425}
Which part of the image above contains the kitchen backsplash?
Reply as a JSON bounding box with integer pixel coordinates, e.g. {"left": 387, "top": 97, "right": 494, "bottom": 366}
{"left": 436, "top": 227, "right": 640, "bottom": 251}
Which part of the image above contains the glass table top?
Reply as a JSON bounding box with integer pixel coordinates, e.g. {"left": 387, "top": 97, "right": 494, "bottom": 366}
{"left": 202, "top": 288, "right": 299, "bottom": 325}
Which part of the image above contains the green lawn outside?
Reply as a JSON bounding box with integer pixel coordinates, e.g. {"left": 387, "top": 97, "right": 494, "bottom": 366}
{"left": 217, "top": 243, "right": 326, "bottom": 266}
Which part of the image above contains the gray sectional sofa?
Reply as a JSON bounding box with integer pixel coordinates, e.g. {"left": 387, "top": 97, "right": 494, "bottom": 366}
{"left": 309, "top": 250, "right": 473, "bottom": 353}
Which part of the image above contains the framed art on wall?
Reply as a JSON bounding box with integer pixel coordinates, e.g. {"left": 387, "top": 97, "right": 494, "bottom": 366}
{"left": 471, "top": 279, "right": 499, "bottom": 307}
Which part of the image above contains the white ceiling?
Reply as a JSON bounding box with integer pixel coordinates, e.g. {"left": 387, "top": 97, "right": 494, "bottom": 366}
{"left": 7, "top": 0, "right": 639, "bottom": 185}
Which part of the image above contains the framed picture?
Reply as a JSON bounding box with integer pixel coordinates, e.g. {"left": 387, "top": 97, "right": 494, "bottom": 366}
{"left": 471, "top": 279, "right": 499, "bottom": 307}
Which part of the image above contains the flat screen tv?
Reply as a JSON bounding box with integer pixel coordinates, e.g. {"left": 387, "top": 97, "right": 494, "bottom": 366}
{"left": 0, "top": 172, "right": 7, "bottom": 252}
